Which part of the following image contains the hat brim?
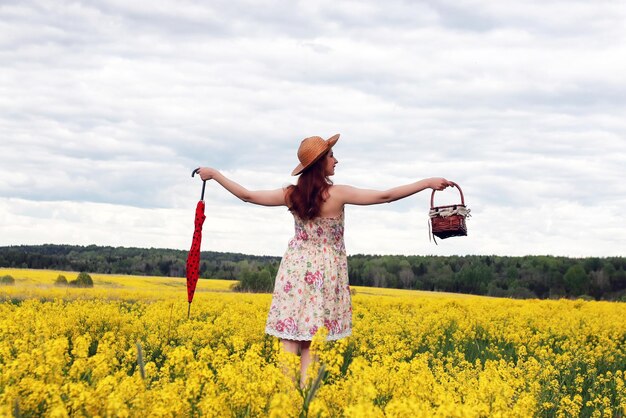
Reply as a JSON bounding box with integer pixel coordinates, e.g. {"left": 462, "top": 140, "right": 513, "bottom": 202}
{"left": 291, "top": 134, "right": 340, "bottom": 176}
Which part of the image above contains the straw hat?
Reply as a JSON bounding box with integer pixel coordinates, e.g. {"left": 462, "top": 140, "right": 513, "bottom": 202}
{"left": 291, "top": 134, "right": 340, "bottom": 176}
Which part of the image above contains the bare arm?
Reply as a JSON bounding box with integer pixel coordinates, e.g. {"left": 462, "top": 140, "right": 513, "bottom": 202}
{"left": 196, "top": 167, "right": 287, "bottom": 207}
{"left": 333, "top": 178, "right": 455, "bottom": 206}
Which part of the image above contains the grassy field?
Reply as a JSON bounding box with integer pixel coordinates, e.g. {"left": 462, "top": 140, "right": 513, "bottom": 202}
{"left": 1, "top": 268, "right": 625, "bottom": 417}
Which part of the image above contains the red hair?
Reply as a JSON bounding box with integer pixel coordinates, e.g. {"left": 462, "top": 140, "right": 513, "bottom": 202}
{"left": 286, "top": 152, "right": 332, "bottom": 220}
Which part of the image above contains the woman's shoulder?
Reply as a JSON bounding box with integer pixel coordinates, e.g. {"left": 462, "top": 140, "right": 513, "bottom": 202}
{"left": 328, "top": 184, "right": 357, "bottom": 196}
{"left": 329, "top": 184, "right": 351, "bottom": 192}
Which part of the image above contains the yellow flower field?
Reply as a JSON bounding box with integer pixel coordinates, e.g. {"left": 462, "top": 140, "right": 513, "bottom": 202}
{"left": 1, "top": 268, "right": 625, "bottom": 417}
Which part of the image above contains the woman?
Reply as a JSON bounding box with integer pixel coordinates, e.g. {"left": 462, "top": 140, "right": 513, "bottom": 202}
{"left": 197, "top": 134, "right": 453, "bottom": 384}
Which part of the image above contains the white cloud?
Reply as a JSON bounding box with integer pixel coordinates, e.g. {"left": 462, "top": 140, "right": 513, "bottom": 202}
{"left": 1, "top": 0, "right": 625, "bottom": 257}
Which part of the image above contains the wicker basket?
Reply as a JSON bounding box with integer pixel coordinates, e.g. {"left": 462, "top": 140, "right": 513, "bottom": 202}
{"left": 429, "top": 182, "right": 469, "bottom": 241}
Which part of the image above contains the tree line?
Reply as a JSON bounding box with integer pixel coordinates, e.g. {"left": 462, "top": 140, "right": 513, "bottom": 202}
{"left": 1, "top": 244, "right": 624, "bottom": 300}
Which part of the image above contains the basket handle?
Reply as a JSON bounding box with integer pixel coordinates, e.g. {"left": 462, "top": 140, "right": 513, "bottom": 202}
{"left": 430, "top": 181, "right": 464, "bottom": 209}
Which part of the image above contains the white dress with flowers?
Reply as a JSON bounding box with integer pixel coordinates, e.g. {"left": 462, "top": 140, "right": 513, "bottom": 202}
{"left": 265, "top": 212, "right": 352, "bottom": 341}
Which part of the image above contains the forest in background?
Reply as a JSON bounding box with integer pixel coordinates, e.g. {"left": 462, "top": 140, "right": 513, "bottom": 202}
{"left": 1, "top": 244, "right": 624, "bottom": 301}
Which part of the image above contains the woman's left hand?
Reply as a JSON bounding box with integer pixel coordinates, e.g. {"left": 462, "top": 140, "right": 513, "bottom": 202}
{"left": 429, "top": 177, "right": 455, "bottom": 191}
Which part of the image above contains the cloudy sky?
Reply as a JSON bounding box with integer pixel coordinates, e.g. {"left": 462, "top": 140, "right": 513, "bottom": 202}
{"left": 1, "top": 0, "right": 625, "bottom": 257}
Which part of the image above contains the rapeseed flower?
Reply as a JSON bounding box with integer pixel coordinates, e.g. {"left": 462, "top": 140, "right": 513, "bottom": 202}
{"left": 1, "top": 268, "right": 625, "bottom": 416}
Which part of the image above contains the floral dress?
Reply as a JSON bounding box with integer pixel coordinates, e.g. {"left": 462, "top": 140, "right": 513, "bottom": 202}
{"left": 265, "top": 212, "right": 351, "bottom": 341}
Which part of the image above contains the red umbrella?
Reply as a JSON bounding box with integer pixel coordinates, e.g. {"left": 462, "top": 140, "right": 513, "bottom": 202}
{"left": 186, "top": 168, "right": 207, "bottom": 318}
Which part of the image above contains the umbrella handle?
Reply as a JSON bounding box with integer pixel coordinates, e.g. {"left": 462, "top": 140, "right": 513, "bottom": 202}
{"left": 191, "top": 167, "right": 207, "bottom": 201}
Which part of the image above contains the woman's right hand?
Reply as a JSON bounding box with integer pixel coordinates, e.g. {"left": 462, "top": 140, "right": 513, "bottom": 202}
{"left": 429, "top": 177, "right": 455, "bottom": 191}
{"left": 196, "top": 167, "right": 219, "bottom": 181}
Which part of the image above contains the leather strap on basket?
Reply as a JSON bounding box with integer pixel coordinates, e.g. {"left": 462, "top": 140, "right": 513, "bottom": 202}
{"left": 430, "top": 181, "right": 464, "bottom": 209}
{"left": 428, "top": 220, "right": 438, "bottom": 245}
